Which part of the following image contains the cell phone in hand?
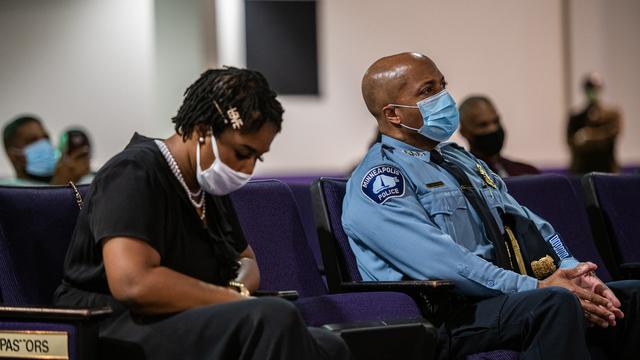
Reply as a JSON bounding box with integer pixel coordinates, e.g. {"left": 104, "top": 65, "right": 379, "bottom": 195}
{"left": 60, "top": 129, "right": 91, "bottom": 156}
{"left": 252, "top": 290, "right": 299, "bottom": 301}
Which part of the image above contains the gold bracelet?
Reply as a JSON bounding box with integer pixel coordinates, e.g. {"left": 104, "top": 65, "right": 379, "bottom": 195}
{"left": 228, "top": 281, "right": 250, "bottom": 297}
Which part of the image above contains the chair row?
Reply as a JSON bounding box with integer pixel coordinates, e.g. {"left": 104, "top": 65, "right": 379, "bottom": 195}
{"left": 0, "top": 179, "right": 524, "bottom": 359}
{"left": 0, "top": 182, "right": 434, "bottom": 359}
{"left": 300, "top": 173, "right": 639, "bottom": 360}
{"left": 299, "top": 173, "right": 639, "bottom": 294}
{"left": 2, "top": 173, "right": 633, "bottom": 359}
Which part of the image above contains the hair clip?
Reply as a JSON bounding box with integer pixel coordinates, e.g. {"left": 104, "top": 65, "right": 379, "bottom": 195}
{"left": 213, "top": 100, "right": 244, "bottom": 130}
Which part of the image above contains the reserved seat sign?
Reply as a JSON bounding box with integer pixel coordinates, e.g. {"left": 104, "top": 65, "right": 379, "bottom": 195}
{"left": 0, "top": 330, "right": 68, "bottom": 359}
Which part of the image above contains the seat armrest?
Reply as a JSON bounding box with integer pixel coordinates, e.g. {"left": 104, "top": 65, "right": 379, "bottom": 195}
{"left": 619, "top": 263, "right": 640, "bottom": 280}
{"left": 339, "top": 280, "right": 454, "bottom": 294}
{"left": 322, "top": 317, "right": 431, "bottom": 332}
{"left": 252, "top": 290, "right": 299, "bottom": 300}
{"left": 0, "top": 306, "right": 112, "bottom": 321}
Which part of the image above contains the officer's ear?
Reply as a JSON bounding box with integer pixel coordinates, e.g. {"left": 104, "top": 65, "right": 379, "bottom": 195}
{"left": 382, "top": 105, "right": 402, "bottom": 126}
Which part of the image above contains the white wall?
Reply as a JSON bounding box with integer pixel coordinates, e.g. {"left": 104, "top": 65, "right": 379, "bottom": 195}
{"left": 154, "top": 0, "right": 209, "bottom": 137}
{"left": 1, "top": 0, "right": 638, "bottom": 178}
{"left": 0, "top": 0, "right": 155, "bottom": 177}
{"left": 253, "top": 0, "right": 567, "bottom": 175}
{"left": 260, "top": 0, "right": 567, "bottom": 175}
{"left": 569, "top": 0, "right": 640, "bottom": 165}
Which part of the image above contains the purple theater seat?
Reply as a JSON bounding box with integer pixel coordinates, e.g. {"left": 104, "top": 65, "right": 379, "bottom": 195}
{"left": 311, "top": 178, "right": 518, "bottom": 360}
{"left": 584, "top": 173, "right": 640, "bottom": 277}
{"left": 230, "top": 180, "right": 423, "bottom": 326}
{"left": 310, "top": 178, "right": 362, "bottom": 291}
{"left": 0, "top": 184, "right": 111, "bottom": 360}
{"left": 567, "top": 175, "right": 586, "bottom": 204}
{"left": 288, "top": 183, "right": 325, "bottom": 274}
{"left": 504, "top": 174, "right": 614, "bottom": 281}
{"left": 0, "top": 185, "right": 89, "bottom": 305}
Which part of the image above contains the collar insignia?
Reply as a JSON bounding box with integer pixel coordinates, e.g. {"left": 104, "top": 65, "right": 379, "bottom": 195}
{"left": 475, "top": 163, "right": 497, "bottom": 189}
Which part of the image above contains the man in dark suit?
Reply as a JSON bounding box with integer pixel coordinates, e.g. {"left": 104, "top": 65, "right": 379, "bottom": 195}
{"left": 459, "top": 96, "right": 540, "bottom": 177}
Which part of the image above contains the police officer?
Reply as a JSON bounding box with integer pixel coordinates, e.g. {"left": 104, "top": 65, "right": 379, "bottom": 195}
{"left": 343, "top": 52, "right": 639, "bottom": 359}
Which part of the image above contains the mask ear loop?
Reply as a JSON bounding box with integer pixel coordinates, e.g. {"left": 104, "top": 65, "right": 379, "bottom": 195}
{"left": 210, "top": 133, "right": 221, "bottom": 162}
{"left": 195, "top": 136, "right": 203, "bottom": 173}
{"left": 384, "top": 104, "right": 422, "bottom": 132}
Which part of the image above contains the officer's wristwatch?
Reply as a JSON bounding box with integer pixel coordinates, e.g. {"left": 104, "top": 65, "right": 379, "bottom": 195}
{"left": 228, "top": 281, "right": 250, "bottom": 297}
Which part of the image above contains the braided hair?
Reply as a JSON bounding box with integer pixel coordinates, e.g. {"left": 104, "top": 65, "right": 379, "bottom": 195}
{"left": 172, "top": 67, "right": 284, "bottom": 139}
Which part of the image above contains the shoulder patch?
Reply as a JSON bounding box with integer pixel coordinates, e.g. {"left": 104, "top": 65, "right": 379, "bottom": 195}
{"left": 361, "top": 165, "right": 405, "bottom": 204}
{"left": 549, "top": 234, "right": 571, "bottom": 259}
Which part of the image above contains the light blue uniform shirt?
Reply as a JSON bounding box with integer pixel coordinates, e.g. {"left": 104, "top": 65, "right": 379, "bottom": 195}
{"left": 342, "top": 135, "right": 579, "bottom": 297}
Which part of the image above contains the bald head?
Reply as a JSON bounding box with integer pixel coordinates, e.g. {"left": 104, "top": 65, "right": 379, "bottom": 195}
{"left": 362, "top": 52, "right": 438, "bottom": 119}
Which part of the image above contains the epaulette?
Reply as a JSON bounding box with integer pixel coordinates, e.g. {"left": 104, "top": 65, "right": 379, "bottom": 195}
{"left": 380, "top": 143, "right": 394, "bottom": 160}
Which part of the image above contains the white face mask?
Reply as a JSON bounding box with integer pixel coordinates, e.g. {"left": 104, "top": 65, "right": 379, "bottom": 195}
{"left": 196, "top": 134, "right": 252, "bottom": 195}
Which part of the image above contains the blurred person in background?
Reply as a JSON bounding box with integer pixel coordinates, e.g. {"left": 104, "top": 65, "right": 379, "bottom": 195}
{"left": 58, "top": 127, "right": 94, "bottom": 183}
{"left": 459, "top": 96, "right": 540, "bottom": 177}
{"left": 1, "top": 115, "right": 90, "bottom": 186}
{"left": 567, "top": 72, "right": 622, "bottom": 174}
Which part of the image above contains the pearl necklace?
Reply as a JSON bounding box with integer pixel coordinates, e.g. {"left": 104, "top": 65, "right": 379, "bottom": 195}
{"left": 155, "top": 140, "right": 206, "bottom": 220}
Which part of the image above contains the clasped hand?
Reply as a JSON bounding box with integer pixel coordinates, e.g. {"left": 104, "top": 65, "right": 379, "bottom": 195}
{"left": 538, "top": 262, "right": 624, "bottom": 328}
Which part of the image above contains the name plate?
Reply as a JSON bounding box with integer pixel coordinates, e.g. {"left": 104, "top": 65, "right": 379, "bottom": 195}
{"left": 0, "top": 330, "right": 68, "bottom": 359}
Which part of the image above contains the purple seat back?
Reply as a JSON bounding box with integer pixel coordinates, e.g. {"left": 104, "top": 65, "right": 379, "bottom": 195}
{"left": 0, "top": 185, "right": 89, "bottom": 305}
{"left": 231, "top": 180, "right": 327, "bottom": 297}
{"left": 311, "top": 178, "right": 362, "bottom": 294}
{"left": 288, "top": 183, "right": 324, "bottom": 273}
{"left": 313, "top": 180, "right": 521, "bottom": 358}
{"left": 232, "top": 180, "right": 425, "bottom": 326}
{"left": 585, "top": 174, "right": 640, "bottom": 264}
{"left": 504, "top": 175, "right": 612, "bottom": 281}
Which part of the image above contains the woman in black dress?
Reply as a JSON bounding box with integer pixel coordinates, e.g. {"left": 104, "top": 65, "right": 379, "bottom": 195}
{"left": 53, "top": 68, "right": 350, "bottom": 359}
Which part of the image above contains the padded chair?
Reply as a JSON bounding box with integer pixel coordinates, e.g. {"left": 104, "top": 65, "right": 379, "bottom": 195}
{"left": 311, "top": 178, "right": 519, "bottom": 360}
{"left": 583, "top": 173, "right": 640, "bottom": 279}
{"left": 0, "top": 184, "right": 110, "bottom": 360}
{"left": 0, "top": 185, "right": 89, "bottom": 305}
{"left": 288, "top": 183, "right": 325, "bottom": 275}
{"left": 310, "top": 178, "right": 454, "bottom": 316}
{"left": 504, "top": 174, "right": 617, "bottom": 281}
{"left": 230, "top": 180, "right": 426, "bottom": 325}
{"left": 232, "top": 180, "right": 439, "bottom": 359}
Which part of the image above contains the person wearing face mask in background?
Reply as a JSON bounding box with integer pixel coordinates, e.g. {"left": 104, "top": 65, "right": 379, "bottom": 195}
{"left": 459, "top": 96, "right": 540, "bottom": 177}
{"left": 568, "top": 72, "right": 622, "bottom": 174}
{"left": 1, "top": 115, "right": 91, "bottom": 186}
{"left": 53, "top": 67, "right": 350, "bottom": 360}
{"left": 342, "top": 52, "right": 640, "bottom": 359}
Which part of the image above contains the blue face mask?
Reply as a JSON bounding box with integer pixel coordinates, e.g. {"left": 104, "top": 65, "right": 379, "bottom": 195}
{"left": 389, "top": 89, "right": 460, "bottom": 142}
{"left": 23, "top": 139, "right": 58, "bottom": 177}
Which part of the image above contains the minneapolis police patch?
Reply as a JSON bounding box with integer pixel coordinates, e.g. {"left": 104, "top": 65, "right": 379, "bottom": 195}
{"left": 361, "top": 165, "right": 405, "bottom": 204}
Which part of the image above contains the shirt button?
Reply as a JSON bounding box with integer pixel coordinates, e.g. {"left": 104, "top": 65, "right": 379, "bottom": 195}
{"left": 487, "top": 280, "right": 495, "bottom": 287}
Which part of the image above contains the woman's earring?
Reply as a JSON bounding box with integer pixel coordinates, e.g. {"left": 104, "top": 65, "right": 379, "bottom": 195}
{"left": 198, "top": 136, "right": 205, "bottom": 144}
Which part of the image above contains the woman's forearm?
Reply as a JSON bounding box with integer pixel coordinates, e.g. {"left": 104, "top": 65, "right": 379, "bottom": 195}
{"left": 111, "top": 265, "right": 248, "bottom": 315}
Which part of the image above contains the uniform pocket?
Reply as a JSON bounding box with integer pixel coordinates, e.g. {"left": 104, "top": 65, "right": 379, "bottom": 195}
{"left": 418, "top": 188, "right": 467, "bottom": 238}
